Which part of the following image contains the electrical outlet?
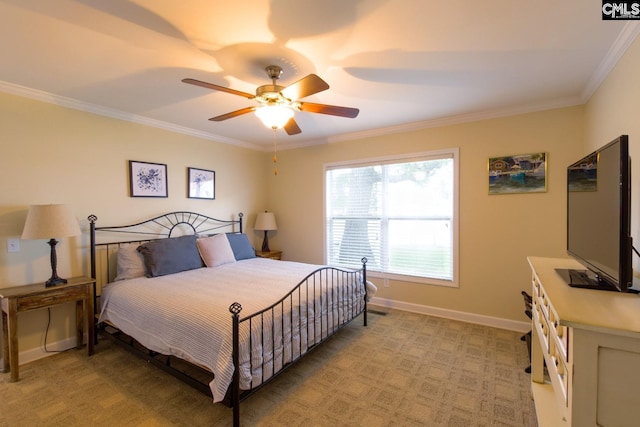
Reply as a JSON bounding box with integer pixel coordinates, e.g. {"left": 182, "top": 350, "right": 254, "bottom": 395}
{"left": 7, "top": 238, "right": 20, "bottom": 253}
{"left": 383, "top": 278, "right": 390, "bottom": 287}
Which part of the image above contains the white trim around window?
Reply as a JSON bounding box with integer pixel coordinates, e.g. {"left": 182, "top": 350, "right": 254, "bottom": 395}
{"left": 324, "top": 148, "right": 459, "bottom": 288}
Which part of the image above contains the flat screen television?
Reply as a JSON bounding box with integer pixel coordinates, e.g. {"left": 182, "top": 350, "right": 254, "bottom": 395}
{"left": 558, "top": 135, "right": 635, "bottom": 292}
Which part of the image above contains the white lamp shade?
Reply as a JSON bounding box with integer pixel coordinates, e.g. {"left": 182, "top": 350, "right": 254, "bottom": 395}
{"left": 254, "top": 212, "right": 277, "bottom": 231}
{"left": 255, "top": 105, "right": 294, "bottom": 129}
{"left": 21, "top": 204, "right": 81, "bottom": 240}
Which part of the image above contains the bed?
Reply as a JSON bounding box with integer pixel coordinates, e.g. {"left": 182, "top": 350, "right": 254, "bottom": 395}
{"left": 88, "top": 211, "right": 372, "bottom": 426}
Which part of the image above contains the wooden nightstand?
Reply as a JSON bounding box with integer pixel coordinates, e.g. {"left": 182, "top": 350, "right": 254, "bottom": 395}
{"left": 0, "top": 276, "right": 95, "bottom": 382}
{"left": 255, "top": 250, "right": 282, "bottom": 260}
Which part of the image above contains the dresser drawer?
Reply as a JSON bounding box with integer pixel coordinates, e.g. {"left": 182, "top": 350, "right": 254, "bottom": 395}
{"left": 550, "top": 317, "right": 569, "bottom": 361}
{"left": 533, "top": 280, "right": 569, "bottom": 413}
{"left": 547, "top": 342, "right": 570, "bottom": 410}
{"left": 532, "top": 296, "right": 550, "bottom": 353}
{"left": 542, "top": 291, "right": 568, "bottom": 363}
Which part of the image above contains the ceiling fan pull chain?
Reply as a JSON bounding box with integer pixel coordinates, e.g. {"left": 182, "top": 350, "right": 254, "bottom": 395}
{"left": 273, "top": 128, "right": 278, "bottom": 176}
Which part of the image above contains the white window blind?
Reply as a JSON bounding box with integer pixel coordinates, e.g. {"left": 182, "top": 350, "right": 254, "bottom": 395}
{"left": 325, "top": 149, "right": 458, "bottom": 286}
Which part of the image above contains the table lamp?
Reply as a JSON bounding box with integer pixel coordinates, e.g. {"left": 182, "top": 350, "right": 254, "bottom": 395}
{"left": 21, "top": 204, "right": 81, "bottom": 287}
{"left": 254, "top": 211, "right": 277, "bottom": 252}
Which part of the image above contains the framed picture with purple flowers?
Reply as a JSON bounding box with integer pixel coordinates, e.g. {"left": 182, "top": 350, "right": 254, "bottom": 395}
{"left": 129, "top": 160, "right": 168, "bottom": 197}
{"left": 188, "top": 167, "right": 215, "bottom": 199}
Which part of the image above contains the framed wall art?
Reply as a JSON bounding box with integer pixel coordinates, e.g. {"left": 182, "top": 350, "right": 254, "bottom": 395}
{"left": 188, "top": 167, "right": 215, "bottom": 199}
{"left": 488, "top": 152, "right": 547, "bottom": 195}
{"left": 129, "top": 160, "right": 168, "bottom": 198}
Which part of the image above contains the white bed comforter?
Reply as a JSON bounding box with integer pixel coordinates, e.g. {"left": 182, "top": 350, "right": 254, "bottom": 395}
{"left": 99, "top": 257, "right": 373, "bottom": 402}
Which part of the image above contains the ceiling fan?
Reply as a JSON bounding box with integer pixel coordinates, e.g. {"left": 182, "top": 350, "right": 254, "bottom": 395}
{"left": 182, "top": 65, "right": 359, "bottom": 135}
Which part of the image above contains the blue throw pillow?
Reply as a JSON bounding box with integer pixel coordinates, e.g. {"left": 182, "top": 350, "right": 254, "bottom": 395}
{"left": 137, "top": 235, "right": 203, "bottom": 277}
{"left": 226, "top": 233, "right": 256, "bottom": 260}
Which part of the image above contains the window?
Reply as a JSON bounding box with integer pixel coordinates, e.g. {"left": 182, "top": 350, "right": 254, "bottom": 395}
{"left": 325, "top": 148, "right": 458, "bottom": 287}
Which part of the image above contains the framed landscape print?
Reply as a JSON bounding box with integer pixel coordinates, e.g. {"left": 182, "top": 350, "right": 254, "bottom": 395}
{"left": 488, "top": 152, "right": 547, "bottom": 195}
{"left": 188, "top": 167, "right": 215, "bottom": 199}
{"left": 129, "top": 160, "right": 168, "bottom": 197}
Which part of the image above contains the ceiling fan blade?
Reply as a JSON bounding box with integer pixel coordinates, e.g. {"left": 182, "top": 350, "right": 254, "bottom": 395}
{"left": 284, "top": 117, "right": 302, "bottom": 135}
{"left": 298, "top": 102, "right": 359, "bottom": 118}
{"left": 281, "top": 74, "right": 329, "bottom": 100}
{"left": 209, "top": 106, "right": 256, "bottom": 122}
{"left": 182, "top": 78, "right": 255, "bottom": 99}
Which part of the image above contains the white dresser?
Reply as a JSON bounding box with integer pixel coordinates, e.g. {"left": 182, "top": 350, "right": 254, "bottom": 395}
{"left": 527, "top": 256, "right": 640, "bottom": 427}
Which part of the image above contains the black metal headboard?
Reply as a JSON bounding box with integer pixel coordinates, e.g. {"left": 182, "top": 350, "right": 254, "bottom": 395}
{"left": 88, "top": 211, "right": 243, "bottom": 295}
{"left": 89, "top": 211, "right": 243, "bottom": 239}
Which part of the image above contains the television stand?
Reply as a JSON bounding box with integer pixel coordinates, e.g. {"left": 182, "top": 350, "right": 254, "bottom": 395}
{"left": 529, "top": 257, "right": 640, "bottom": 427}
{"left": 555, "top": 268, "right": 640, "bottom": 293}
{"left": 555, "top": 268, "right": 620, "bottom": 291}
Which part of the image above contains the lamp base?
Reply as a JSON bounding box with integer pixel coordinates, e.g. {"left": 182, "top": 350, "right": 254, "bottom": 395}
{"left": 45, "top": 238, "right": 67, "bottom": 287}
{"left": 261, "top": 230, "right": 270, "bottom": 253}
{"left": 46, "top": 275, "right": 67, "bottom": 287}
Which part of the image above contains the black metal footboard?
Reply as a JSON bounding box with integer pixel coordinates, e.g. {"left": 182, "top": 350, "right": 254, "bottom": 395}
{"left": 228, "top": 258, "right": 368, "bottom": 427}
{"left": 89, "top": 212, "right": 370, "bottom": 427}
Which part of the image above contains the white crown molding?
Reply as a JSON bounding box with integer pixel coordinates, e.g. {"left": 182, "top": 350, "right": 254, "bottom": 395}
{"left": 316, "top": 96, "right": 584, "bottom": 147}
{"left": 581, "top": 21, "right": 640, "bottom": 102}
{"left": 0, "top": 80, "right": 262, "bottom": 151}
{"left": 2, "top": 19, "right": 637, "bottom": 154}
{"left": 278, "top": 95, "right": 582, "bottom": 150}
{"left": 287, "top": 23, "right": 640, "bottom": 150}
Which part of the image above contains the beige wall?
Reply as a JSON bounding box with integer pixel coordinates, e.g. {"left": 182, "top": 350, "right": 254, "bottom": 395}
{"left": 267, "top": 33, "right": 640, "bottom": 323}
{"left": 268, "top": 107, "right": 584, "bottom": 322}
{"left": 2, "top": 32, "right": 639, "bottom": 362}
{"left": 0, "top": 92, "right": 266, "bottom": 359}
{"left": 585, "top": 35, "right": 640, "bottom": 254}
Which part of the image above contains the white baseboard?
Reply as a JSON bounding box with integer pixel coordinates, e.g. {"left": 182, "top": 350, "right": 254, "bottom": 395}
{"left": 21, "top": 336, "right": 81, "bottom": 365}
{"left": 368, "top": 297, "right": 531, "bottom": 333}
{"left": 0, "top": 336, "right": 81, "bottom": 368}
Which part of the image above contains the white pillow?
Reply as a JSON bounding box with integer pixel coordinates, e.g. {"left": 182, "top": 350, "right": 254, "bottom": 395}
{"left": 114, "top": 244, "right": 146, "bottom": 281}
{"left": 197, "top": 234, "right": 236, "bottom": 267}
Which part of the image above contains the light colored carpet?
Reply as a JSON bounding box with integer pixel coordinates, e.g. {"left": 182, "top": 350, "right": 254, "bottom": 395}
{"left": 0, "top": 309, "right": 537, "bottom": 426}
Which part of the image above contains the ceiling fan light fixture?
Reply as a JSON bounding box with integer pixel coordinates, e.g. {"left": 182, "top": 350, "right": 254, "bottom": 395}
{"left": 255, "top": 105, "right": 294, "bottom": 129}
{"left": 183, "top": 64, "right": 357, "bottom": 136}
